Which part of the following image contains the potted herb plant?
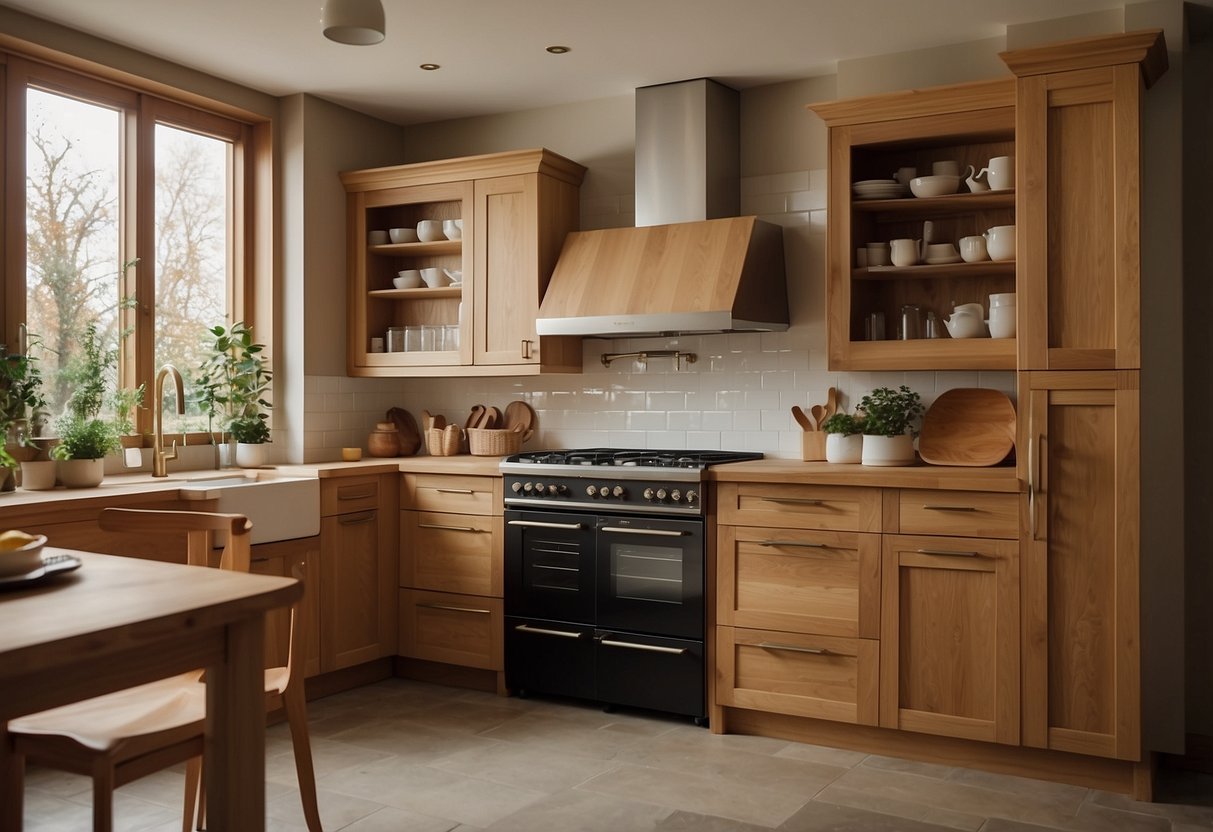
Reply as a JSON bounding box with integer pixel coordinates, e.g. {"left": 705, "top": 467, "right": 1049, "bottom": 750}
{"left": 0, "top": 337, "right": 54, "bottom": 490}
{"left": 857, "top": 385, "right": 923, "bottom": 467}
{"left": 195, "top": 322, "right": 273, "bottom": 469}
{"left": 49, "top": 322, "right": 122, "bottom": 487}
{"left": 820, "top": 411, "right": 865, "bottom": 464}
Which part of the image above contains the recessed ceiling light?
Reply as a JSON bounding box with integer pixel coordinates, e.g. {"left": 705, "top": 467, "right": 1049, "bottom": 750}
{"left": 545, "top": 45, "right": 571, "bottom": 54}
{"left": 419, "top": 63, "right": 441, "bottom": 71}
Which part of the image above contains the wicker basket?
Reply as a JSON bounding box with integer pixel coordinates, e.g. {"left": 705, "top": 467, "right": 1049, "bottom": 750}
{"left": 467, "top": 427, "right": 523, "bottom": 456}
{"left": 425, "top": 426, "right": 463, "bottom": 456}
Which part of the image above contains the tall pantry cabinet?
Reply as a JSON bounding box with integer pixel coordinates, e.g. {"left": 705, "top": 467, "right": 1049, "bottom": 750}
{"left": 1003, "top": 30, "right": 1166, "bottom": 762}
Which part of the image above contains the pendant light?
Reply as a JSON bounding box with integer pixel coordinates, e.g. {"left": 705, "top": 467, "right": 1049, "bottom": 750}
{"left": 322, "top": 0, "right": 386, "bottom": 45}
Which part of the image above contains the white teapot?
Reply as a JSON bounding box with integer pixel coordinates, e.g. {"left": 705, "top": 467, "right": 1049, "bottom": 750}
{"left": 943, "top": 303, "right": 988, "bottom": 339}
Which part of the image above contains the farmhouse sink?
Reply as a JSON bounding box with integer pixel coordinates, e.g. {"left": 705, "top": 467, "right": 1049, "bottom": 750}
{"left": 177, "top": 473, "right": 319, "bottom": 544}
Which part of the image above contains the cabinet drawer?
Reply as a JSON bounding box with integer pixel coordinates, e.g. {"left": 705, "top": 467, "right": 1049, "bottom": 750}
{"left": 716, "top": 482, "right": 881, "bottom": 533}
{"left": 400, "top": 511, "right": 502, "bottom": 596}
{"left": 321, "top": 475, "right": 380, "bottom": 516}
{"left": 717, "top": 527, "right": 880, "bottom": 638}
{"left": 895, "top": 490, "right": 1019, "bottom": 539}
{"left": 717, "top": 626, "right": 878, "bottom": 726}
{"left": 399, "top": 589, "right": 503, "bottom": 670}
{"left": 402, "top": 473, "right": 500, "bottom": 515}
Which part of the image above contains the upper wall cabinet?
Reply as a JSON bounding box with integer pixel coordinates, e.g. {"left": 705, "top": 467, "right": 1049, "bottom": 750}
{"left": 809, "top": 80, "right": 1018, "bottom": 371}
{"left": 340, "top": 149, "right": 586, "bottom": 377}
{"left": 1002, "top": 30, "right": 1167, "bottom": 371}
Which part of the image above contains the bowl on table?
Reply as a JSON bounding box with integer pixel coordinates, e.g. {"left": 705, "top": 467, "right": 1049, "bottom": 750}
{"left": 0, "top": 532, "right": 47, "bottom": 578}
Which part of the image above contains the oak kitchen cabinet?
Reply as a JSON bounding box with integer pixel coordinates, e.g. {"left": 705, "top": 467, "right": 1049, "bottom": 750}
{"left": 340, "top": 149, "right": 585, "bottom": 377}
{"left": 319, "top": 474, "right": 399, "bottom": 672}
{"left": 250, "top": 536, "right": 322, "bottom": 677}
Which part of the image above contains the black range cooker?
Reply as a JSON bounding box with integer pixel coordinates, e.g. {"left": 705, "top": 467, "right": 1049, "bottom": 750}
{"left": 500, "top": 448, "right": 761, "bottom": 724}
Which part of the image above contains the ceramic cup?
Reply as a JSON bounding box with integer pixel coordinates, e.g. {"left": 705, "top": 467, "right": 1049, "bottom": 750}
{"left": 865, "top": 241, "right": 891, "bottom": 267}
{"left": 442, "top": 219, "right": 463, "bottom": 240}
{"left": 368, "top": 229, "right": 389, "bottom": 245}
{"left": 420, "top": 267, "right": 446, "bottom": 288}
{"left": 924, "top": 242, "right": 960, "bottom": 263}
{"left": 932, "top": 160, "right": 961, "bottom": 177}
{"left": 893, "top": 166, "right": 917, "bottom": 186}
{"left": 989, "top": 292, "right": 1016, "bottom": 308}
{"left": 989, "top": 306, "right": 1016, "bottom": 339}
{"left": 388, "top": 227, "right": 418, "bottom": 244}
{"left": 417, "top": 220, "right": 445, "bottom": 242}
{"left": 959, "top": 235, "right": 989, "bottom": 262}
{"left": 986, "top": 155, "right": 1014, "bottom": 190}
{"left": 984, "top": 225, "right": 1016, "bottom": 261}
{"left": 394, "top": 269, "right": 423, "bottom": 289}
{"left": 890, "top": 238, "right": 920, "bottom": 267}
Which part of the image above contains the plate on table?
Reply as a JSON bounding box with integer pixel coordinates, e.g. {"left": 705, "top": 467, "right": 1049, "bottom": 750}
{"left": 0, "top": 554, "right": 82, "bottom": 590}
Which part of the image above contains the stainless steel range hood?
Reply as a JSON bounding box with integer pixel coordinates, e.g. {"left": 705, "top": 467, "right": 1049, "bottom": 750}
{"left": 536, "top": 79, "right": 788, "bottom": 338}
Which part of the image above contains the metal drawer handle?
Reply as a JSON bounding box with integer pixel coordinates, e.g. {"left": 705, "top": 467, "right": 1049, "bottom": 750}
{"left": 758, "top": 540, "right": 826, "bottom": 549}
{"left": 338, "top": 511, "right": 375, "bottom": 525}
{"left": 417, "top": 523, "right": 481, "bottom": 533}
{"left": 764, "top": 497, "right": 823, "bottom": 506}
{"left": 600, "top": 526, "right": 686, "bottom": 537}
{"left": 915, "top": 548, "right": 980, "bottom": 558}
{"left": 508, "top": 520, "right": 584, "bottom": 530}
{"left": 758, "top": 642, "right": 832, "bottom": 656}
{"left": 514, "top": 623, "right": 582, "bottom": 639}
{"left": 599, "top": 639, "right": 687, "bottom": 655}
{"left": 435, "top": 488, "right": 475, "bottom": 494}
{"left": 922, "top": 505, "right": 977, "bottom": 512}
{"left": 418, "top": 602, "right": 491, "bottom": 615}
{"left": 337, "top": 488, "right": 376, "bottom": 501}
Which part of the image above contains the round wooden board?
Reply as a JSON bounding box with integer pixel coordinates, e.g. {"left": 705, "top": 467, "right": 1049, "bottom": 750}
{"left": 918, "top": 388, "right": 1016, "bottom": 467}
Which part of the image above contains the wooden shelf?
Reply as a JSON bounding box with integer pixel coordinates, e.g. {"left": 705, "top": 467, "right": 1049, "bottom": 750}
{"left": 368, "top": 287, "right": 462, "bottom": 300}
{"left": 841, "top": 337, "right": 1016, "bottom": 371}
{"left": 853, "top": 191, "right": 1015, "bottom": 216}
{"left": 856, "top": 261, "right": 1015, "bottom": 281}
{"left": 368, "top": 240, "right": 462, "bottom": 257}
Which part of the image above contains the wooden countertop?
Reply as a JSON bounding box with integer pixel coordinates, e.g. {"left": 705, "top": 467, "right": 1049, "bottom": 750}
{"left": 280, "top": 455, "right": 506, "bottom": 478}
{"left": 709, "top": 459, "right": 1023, "bottom": 492}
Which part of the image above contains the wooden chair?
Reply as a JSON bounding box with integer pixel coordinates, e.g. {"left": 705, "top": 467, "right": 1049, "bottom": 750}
{"left": 7, "top": 508, "right": 321, "bottom": 832}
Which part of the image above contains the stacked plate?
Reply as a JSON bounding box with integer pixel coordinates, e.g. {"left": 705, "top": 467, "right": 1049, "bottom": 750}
{"left": 852, "top": 179, "right": 909, "bottom": 200}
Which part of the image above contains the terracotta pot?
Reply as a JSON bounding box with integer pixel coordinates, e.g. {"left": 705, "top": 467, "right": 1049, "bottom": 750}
{"left": 861, "top": 434, "right": 916, "bottom": 467}
{"left": 825, "top": 433, "right": 863, "bottom": 464}
{"left": 367, "top": 422, "right": 400, "bottom": 457}
{"left": 57, "top": 458, "right": 105, "bottom": 488}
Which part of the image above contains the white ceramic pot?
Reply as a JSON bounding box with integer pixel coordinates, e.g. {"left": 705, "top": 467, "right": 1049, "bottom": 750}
{"left": 56, "top": 457, "right": 105, "bottom": 488}
{"left": 825, "top": 433, "right": 864, "bottom": 464}
{"left": 861, "top": 434, "right": 916, "bottom": 467}
{"left": 235, "top": 442, "right": 269, "bottom": 469}
{"left": 20, "top": 459, "right": 57, "bottom": 491}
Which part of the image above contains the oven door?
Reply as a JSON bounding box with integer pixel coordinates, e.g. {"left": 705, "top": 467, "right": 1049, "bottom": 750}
{"left": 595, "top": 515, "right": 704, "bottom": 640}
{"left": 505, "top": 509, "right": 596, "bottom": 624}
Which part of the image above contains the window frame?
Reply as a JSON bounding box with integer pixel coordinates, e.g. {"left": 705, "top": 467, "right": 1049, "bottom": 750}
{"left": 0, "top": 50, "right": 269, "bottom": 439}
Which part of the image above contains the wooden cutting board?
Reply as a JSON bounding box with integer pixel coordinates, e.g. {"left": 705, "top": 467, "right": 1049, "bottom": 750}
{"left": 917, "top": 388, "right": 1016, "bottom": 467}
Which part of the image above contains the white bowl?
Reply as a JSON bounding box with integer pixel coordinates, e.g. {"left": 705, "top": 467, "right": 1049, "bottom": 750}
{"left": 909, "top": 175, "right": 961, "bottom": 198}
{"left": 417, "top": 220, "right": 445, "bottom": 242}
{"left": 0, "top": 534, "right": 47, "bottom": 578}
{"left": 393, "top": 270, "right": 423, "bottom": 290}
{"left": 442, "top": 219, "right": 463, "bottom": 240}
{"left": 388, "top": 227, "right": 418, "bottom": 244}
{"left": 420, "top": 267, "right": 447, "bottom": 288}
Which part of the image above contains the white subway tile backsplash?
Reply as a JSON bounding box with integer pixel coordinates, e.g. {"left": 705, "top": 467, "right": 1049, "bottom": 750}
{"left": 627, "top": 410, "right": 667, "bottom": 430}
{"left": 733, "top": 410, "right": 762, "bottom": 431}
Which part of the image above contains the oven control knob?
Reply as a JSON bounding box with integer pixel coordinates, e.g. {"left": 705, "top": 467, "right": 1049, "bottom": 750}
{"left": 534, "top": 482, "right": 545, "bottom": 496}
{"left": 656, "top": 489, "right": 668, "bottom": 501}
{"left": 671, "top": 489, "right": 682, "bottom": 502}
{"left": 599, "top": 486, "right": 610, "bottom": 498}
{"left": 612, "top": 485, "right": 625, "bottom": 498}
{"left": 547, "top": 484, "right": 560, "bottom": 496}
{"left": 555, "top": 484, "right": 568, "bottom": 496}
{"left": 585, "top": 485, "right": 598, "bottom": 497}
{"left": 523, "top": 482, "right": 535, "bottom": 494}
{"left": 643, "top": 488, "right": 655, "bottom": 501}
{"left": 686, "top": 490, "right": 699, "bottom": 504}
{"left": 511, "top": 481, "right": 523, "bottom": 493}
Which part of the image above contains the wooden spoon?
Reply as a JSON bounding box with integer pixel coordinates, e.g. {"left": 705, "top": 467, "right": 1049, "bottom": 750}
{"left": 825, "top": 387, "right": 838, "bottom": 421}
{"left": 479, "top": 406, "right": 502, "bottom": 429}
{"left": 465, "top": 405, "right": 485, "bottom": 430}
{"left": 810, "top": 404, "right": 827, "bottom": 431}
{"left": 791, "top": 406, "right": 813, "bottom": 432}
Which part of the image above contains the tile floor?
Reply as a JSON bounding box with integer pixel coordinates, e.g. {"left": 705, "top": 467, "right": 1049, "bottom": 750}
{"left": 20, "top": 678, "right": 1213, "bottom": 831}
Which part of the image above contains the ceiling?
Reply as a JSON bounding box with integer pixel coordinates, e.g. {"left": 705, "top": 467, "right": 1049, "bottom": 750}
{"left": 3, "top": 0, "right": 1131, "bottom": 125}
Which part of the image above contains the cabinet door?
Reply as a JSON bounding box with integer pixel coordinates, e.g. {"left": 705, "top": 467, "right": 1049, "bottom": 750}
{"left": 401, "top": 589, "right": 503, "bottom": 670}
{"left": 1016, "top": 66, "right": 1142, "bottom": 370}
{"left": 400, "top": 510, "right": 502, "bottom": 596}
{"left": 251, "top": 537, "right": 321, "bottom": 677}
{"left": 320, "top": 507, "right": 395, "bottom": 671}
{"left": 880, "top": 534, "right": 1019, "bottom": 745}
{"left": 1021, "top": 370, "right": 1140, "bottom": 760}
{"left": 472, "top": 174, "right": 540, "bottom": 365}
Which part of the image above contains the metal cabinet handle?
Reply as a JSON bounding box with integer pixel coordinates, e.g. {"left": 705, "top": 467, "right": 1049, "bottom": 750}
{"left": 1028, "top": 415, "right": 1040, "bottom": 541}
{"left": 915, "top": 548, "right": 979, "bottom": 558}
{"left": 435, "top": 488, "right": 475, "bottom": 494}
{"left": 922, "top": 505, "right": 977, "bottom": 512}
{"left": 521, "top": 339, "right": 534, "bottom": 360}
{"left": 417, "top": 523, "right": 481, "bottom": 533}
{"left": 599, "top": 526, "right": 686, "bottom": 537}
{"left": 599, "top": 639, "right": 687, "bottom": 655}
{"left": 337, "top": 488, "right": 375, "bottom": 501}
{"left": 758, "top": 642, "right": 831, "bottom": 656}
{"left": 763, "top": 497, "right": 823, "bottom": 506}
{"left": 758, "top": 540, "right": 826, "bottom": 549}
{"left": 418, "top": 602, "right": 490, "bottom": 615}
{"left": 514, "top": 623, "right": 582, "bottom": 639}
{"left": 338, "top": 511, "right": 375, "bottom": 525}
{"left": 508, "top": 520, "right": 584, "bottom": 530}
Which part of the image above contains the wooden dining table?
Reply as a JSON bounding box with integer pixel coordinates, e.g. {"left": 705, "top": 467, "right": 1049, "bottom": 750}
{"left": 0, "top": 548, "right": 301, "bottom": 831}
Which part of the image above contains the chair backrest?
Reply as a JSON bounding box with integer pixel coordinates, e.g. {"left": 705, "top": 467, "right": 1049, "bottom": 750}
{"left": 98, "top": 508, "right": 253, "bottom": 573}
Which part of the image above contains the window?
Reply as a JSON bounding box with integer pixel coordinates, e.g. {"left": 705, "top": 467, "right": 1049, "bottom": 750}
{"left": 3, "top": 56, "right": 262, "bottom": 437}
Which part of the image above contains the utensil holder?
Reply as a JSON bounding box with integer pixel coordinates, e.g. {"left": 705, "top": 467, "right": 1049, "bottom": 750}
{"left": 425, "top": 427, "right": 463, "bottom": 456}
{"left": 467, "top": 428, "right": 523, "bottom": 456}
{"left": 801, "top": 432, "right": 826, "bottom": 461}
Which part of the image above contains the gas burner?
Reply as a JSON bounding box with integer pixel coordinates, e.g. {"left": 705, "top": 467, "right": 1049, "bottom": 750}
{"left": 507, "top": 448, "right": 762, "bottom": 470}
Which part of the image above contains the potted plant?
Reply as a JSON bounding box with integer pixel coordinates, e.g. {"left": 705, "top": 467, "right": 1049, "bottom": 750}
{"left": 195, "top": 322, "right": 273, "bottom": 469}
{"left": 857, "top": 385, "right": 923, "bottom": 467}
{"left": 820, "top": 411, "right": 865, "bottom": 464}
{"left": 0, "top": 336, "right": 52, "bottom": 491}
{"left": 49, "top": 322, "right": 122, "bottom": 487}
